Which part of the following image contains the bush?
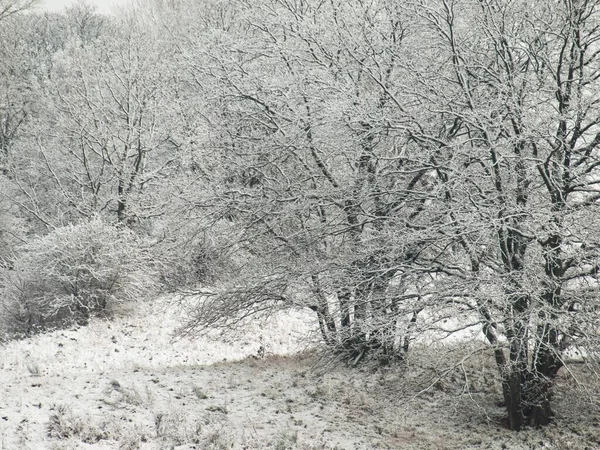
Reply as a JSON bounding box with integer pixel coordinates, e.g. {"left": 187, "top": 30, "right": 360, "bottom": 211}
{"left": 0, "top": 218, "right": 158, "bottom": 335}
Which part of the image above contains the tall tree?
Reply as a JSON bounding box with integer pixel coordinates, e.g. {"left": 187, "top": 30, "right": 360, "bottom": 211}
{"left": 401, "top": 0, "right": 600, "bottom": 429}
{"left": 6, "top": 9, "right": 183, "bottom": 227}
{"left": 178, "top": 0, "right": 434, "bottom": 362}
{"left": 179, "top": 0, "right": 600, "bottom": 430}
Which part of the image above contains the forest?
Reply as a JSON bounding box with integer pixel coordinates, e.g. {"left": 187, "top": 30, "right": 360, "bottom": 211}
{"left": 1, "top": 0, "right": 600, "bottom": 441}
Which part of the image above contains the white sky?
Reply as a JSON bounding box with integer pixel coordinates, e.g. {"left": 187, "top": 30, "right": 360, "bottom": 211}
{"left": 37, "top": 0, "right": 130, "bottom": 14}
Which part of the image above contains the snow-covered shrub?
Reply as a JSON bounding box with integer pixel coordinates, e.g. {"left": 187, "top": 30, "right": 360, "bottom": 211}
{"left": 0, "top": 218, "right": 158, "bottom": 335}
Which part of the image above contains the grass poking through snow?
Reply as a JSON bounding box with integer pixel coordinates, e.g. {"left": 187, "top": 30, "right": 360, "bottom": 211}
{"left": 1, "top": 296, "right": 599, "bottom": 449}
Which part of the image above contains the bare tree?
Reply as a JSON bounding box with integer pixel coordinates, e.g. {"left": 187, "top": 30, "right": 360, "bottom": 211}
{"left": 398, "top": 0, "right": 600, "bottom": 430}
{"left": 176, "top": 0, "right": 433, "bottom": 363}
{"left": 5, "top": 11, "right": 183, "bottom": 227}
{"left": 177, "top": 0, "right": 600, "bottom": 430}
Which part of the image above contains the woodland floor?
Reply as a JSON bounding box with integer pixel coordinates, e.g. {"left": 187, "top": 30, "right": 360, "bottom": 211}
{"left": 1, "top": 297, "right": 599, "bottom": 450}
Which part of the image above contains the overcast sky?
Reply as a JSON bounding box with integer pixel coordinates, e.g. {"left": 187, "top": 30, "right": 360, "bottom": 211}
{"left": 38, "top": 0, "right": 130, "bottom": 14}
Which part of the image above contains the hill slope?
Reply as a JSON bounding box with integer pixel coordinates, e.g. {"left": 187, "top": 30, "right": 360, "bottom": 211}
{"left": 1, "top": 297, "right": 598, "bottom": 449}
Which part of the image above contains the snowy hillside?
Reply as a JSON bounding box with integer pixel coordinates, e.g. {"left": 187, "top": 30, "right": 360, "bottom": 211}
{"left": 1, "top": 296, "right": 598, "bottom": 449}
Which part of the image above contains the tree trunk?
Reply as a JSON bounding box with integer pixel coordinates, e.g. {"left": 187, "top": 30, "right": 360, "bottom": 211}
{"left": 117, "top": 181, "right": 126, "bottom": 223}
{"left": 310, "top": 275, "right": 337, "bottom": 346}
{"left": 524, "top": 349, "right": 562, "bottom": 427}
{"left": 503, "top": 371, "right": 524, "bottom": 431}
{"left": 527, "top": 400, "right": 553, "bottom": 428}
{"left": 501, "top": 350, "right": 561, "bottom": 430}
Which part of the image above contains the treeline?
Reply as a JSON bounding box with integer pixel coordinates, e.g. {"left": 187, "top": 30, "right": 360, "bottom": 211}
{"left": 1, "top": 0, "right": 600, "bottom": 430}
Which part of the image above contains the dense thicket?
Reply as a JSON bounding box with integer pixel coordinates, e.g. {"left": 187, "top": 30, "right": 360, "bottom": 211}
{"left": 1, "top": 0, "right": 599, "bottom": 430}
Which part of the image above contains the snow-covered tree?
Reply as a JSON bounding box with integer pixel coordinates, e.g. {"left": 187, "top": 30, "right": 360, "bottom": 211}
{"left": 177, "top": 0, "right": 600, "bottom": 429}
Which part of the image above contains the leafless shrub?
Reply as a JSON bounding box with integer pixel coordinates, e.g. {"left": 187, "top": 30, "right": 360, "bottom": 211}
{"left": 0, "top": 218, "right": 159, "bottom": 336}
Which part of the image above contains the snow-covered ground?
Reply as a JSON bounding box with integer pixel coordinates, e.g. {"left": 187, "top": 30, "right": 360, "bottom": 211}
{"left": 1, "top": 296, "right": 598, "bottom": 449}
{"left": 0, "top": 296, "right": 313, "bottom": 377}
{"left": 0, "top": 296, "right": 316, "bottom": 449}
